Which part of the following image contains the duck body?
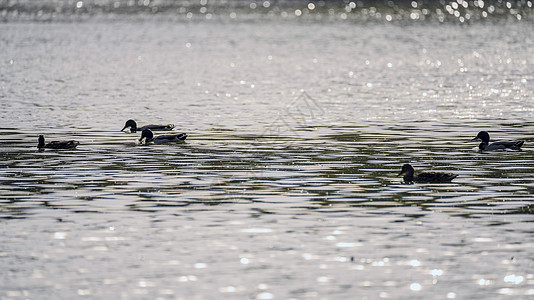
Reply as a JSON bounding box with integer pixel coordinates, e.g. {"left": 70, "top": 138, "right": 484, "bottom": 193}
{"left": 398, "top": 164, "right": 457, "bottom": 184}
{"left": 478, "top": 141, "right": 524, "bottom": 151}
{"left": 37, "top": 135, "right": 79, "bottom": 150}
{"left": 472, "top": 131, "right": 524, "bottom": 151}
{"left": 122, "top": 119, "right": 175, "bottom": 133}
{"left": 139, "top": 129, "right": 187, "bottom": 145}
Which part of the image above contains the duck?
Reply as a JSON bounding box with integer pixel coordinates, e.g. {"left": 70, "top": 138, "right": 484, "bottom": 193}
{"left": 398, "top": 164, "right": 457, "bottom": 184}
{"left": 139, "top": 128, "right": 187, "bottom": 144}
{"left": 37, "top": 135, "right": 79, "bottom": 150}
{"left": 121, "top": 119, "right": 175, "bottom": 133}
{"left": 472, "top": 131, "right": 524, "bottom": 151}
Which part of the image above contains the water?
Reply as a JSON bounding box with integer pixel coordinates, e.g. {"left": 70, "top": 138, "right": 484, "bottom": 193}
{"left": 2, "top": 1, "right": 534, "bottom": 299}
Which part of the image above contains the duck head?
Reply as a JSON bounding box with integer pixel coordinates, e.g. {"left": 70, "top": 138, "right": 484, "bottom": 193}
{"left": 472, "top": 131, "right": 490, "bottom": 143}
{"left": 122, "top": 119, "right": 138, "bottom": 133}
{"left": 139, "top": 128, "right": 154, "bottom": 144}
{"left": 398, "top": 164, "right": 415, "bottom": 176}
{"left": 398, "top": 163, "right": 415, "bottom": 183}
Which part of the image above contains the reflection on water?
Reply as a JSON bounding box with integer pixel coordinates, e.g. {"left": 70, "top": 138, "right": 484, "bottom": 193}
{"left": 1, "top": 0, "right": 533, "bottom": 23}
{"left": 1, "top": 7, "right": 534, "bottom": 299}
{"left": 6, "top": 119, "right": 533, "bottom": 217}
{"left": 2, "top": 119, "right": 534, "bottom": 298}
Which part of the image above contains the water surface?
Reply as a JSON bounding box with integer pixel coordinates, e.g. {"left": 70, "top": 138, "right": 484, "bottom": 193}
{"left": 1, "top": 4, "right": 534, "bottom": 299}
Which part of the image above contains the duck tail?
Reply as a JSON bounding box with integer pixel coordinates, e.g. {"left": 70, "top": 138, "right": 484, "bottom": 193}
{"left": 65, "top": 141, "right": 79, "bottom": 149}
{"left": 513, "top": 141, "right": 524, "bottom": 149}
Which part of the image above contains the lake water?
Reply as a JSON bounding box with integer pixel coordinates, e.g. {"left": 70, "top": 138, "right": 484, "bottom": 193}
{"left": 1, "top": 1, "right": 534, "bottom": 299}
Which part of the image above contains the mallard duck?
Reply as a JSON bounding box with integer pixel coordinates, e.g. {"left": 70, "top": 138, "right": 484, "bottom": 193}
{"left": 398, "top": 164, "right": 457, "bottom": 184}
{"left": 139, "top": 128, "right": 187, "bottom": 144}
{"left": 121, "top": 119, "right": 175, "bottom": 133}
{"left": 472, "top": 131, "right": 524, "bottom": 151}
{"left": 37, "top": 135, "right": 79, "bottom": 150}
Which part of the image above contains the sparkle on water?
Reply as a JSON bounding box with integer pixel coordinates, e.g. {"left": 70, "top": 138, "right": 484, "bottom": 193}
{"left": 1, "top": 0, "right": 533, "bottom": 23}
{"left": 1, "top": 0, "right": 534, "bottom": 299}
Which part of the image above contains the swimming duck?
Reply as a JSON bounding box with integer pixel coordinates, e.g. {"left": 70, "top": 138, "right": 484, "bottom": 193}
{"left": 121, "top": 119, "right": 175, "bottom": 133}
{"left": 472, "top": 131, "right": 524, "bottom": 151}
{"left": 398, "top": 164, "right": 457, "bottom": 184}
{"left": 139, "top": 128, "right": 187, "bottom": 144}
{"left": 37, "top": 135, "right": 79, "bottom": 150}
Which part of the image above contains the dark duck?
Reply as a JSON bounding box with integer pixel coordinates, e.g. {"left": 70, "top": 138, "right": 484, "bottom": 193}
{"left": 139, "top": 128, "right": 187, "bottom": 145}
{"left": 121, "top": 119, "right": 175, "bottom": 133}
{"left": 37, "top": 135, "right": 79, "bottom": 150}
{"left": 472, "top": 131, "right": 524, "bottom": 151}
{"left": 398, "top": 164, "right": 457, "bottom": 184}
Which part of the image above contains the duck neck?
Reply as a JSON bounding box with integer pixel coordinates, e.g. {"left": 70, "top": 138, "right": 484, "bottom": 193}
{"left": 403, "top": 170, "right": 415, "bottom": 183}
{"left": 479, "top": 142, "right": 487, "bottom": 150}
{"left": 38, "top": 136, "right": 45, "bottom": 148}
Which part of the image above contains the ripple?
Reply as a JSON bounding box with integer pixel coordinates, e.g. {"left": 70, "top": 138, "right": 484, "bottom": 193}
{"left": 2, "top": 17, "right": 534, "bottom": 300}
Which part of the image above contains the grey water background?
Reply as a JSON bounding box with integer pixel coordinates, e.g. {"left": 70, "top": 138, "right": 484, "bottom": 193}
{"left": 1, "top": 0, "right": 534, "bottom": 299}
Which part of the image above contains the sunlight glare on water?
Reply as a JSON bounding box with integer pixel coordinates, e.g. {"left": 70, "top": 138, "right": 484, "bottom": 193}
{"left": 1, "top": 0, "right": 534, "bottom": 299}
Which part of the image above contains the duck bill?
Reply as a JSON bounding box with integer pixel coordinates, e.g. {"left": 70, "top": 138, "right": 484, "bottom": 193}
{"left": 121, "top": 126, "right": 128, "bottom": 131}
{"left": 397, "top": 171, "right": 406, "bottom": 177}
{"left": 471, "top": 137, "right": 479, "bottom": 141}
